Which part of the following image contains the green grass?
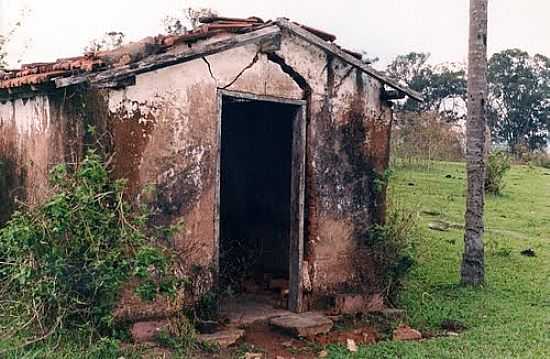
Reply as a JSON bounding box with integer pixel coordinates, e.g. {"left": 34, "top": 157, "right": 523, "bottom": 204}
{"left": 0, "top": 335, "right": 143, "bottom": 359}
{"left": 328, "top": 161, "right": 550, "bottom": 358}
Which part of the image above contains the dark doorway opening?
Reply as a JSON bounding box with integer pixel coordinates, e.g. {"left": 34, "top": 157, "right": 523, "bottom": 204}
{"left": 218, "top": 93, "right": 303, "bottom": 314}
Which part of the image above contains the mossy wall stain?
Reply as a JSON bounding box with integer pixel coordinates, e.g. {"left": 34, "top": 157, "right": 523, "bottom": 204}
{"left": 274, "top": 34, "right": 393, "bottom": 299}
{"left": 0, "top": 34, "right": 397, "bottom": 312}
{"left": 0, "top": 92, "right": 88, "bottom": 221}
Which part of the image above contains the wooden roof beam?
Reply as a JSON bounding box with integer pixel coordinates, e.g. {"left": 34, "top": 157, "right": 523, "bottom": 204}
{"left": 275, "top": 18, "right": 424, "bottom": 102}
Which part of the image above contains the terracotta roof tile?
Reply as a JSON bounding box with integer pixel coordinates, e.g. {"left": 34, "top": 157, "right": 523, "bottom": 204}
{"left": 294, "top": 22, "right": 336, "bottom": 42}
{"left": 0, "top": 16, "right": 337, "bottom": 91}
{"left": 0, "top": 71, "right": 67, "bottom": 88}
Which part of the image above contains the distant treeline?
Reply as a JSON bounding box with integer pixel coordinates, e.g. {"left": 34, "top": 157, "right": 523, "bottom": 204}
{"left": 385, "top": 50, "right": 550, "bottom": 160}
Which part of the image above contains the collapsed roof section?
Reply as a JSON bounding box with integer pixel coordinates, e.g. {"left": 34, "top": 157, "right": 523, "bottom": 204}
{"left": 0, "top": 16, "right": 423, "bottom": 102}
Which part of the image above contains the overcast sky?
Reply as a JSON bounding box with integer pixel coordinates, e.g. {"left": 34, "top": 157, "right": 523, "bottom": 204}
{"left": 1, "top": 0, "right": 549, "bottom": 69}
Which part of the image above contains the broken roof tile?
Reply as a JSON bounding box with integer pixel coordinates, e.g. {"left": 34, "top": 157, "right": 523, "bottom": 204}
{"left": 0, "top": 16, "right": 339, "bottom": 91}
{"left": 0, "top": 71, "right": 67, "bottom": 89}
{"left": 295, "top": 23, "right": 336, "bottom": 42}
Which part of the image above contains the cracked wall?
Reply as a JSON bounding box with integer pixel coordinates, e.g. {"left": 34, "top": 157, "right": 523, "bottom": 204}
{"left": 0, "top": 32, "right": 395, "bottom": 311}
{"left": 105, "top": 43, "right": 304, "bottom": 274}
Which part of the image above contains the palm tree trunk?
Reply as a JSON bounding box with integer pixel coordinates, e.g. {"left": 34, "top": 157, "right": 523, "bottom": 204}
{"left": 462, "top": 0, "right": 488, "bottom": 286}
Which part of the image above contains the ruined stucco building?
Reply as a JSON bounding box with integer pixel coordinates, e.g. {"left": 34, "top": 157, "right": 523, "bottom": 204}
{"left": 0, "top": 17, "right": 421, "bottom": 317}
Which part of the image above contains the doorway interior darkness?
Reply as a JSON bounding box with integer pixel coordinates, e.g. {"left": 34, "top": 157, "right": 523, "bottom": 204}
{"left": 217, "top": 91, "right": 305, "bottom": 312}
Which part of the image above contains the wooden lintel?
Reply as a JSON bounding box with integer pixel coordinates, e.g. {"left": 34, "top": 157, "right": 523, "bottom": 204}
{"left": 219, "top": 89, "right": 305, "bottom": 106}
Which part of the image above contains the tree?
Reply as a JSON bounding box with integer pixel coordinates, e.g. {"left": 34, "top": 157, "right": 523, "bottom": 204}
{"left": 386, "top": 52, "right": 467, "bottom": 123}
{"left": 0, "top": 34, "right": 7, "bottom": 70}
{"left": 360, "top": 51, "right": 379, "bottom": 65}
{"left": 162, "top": 7, "right": 218, "bottom": 35}
{"left": 487, "top": 49, "right": 550, "bottom": 153}
{"left": 0, "top": 10, "right": 28, "bottom": 69}
{"left": 462, "top": 0, "right": 488, "bottom": 286}
{"left": 391, "top": 111, "right": 465, "bottom": 164}
{"left": 0, "top": 4, "right": 31, "bottom": 72}
{"left": 84, "top": 31, "right": 126, "bottom": 53}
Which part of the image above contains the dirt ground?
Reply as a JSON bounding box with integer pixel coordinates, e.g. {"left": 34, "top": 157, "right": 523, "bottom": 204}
{"left": 185, "top": 316, "right": 384, "bottom": 359}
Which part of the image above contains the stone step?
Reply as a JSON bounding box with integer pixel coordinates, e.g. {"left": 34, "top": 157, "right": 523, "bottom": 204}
{"left": 197, "top": 328, "right": 245, "bottom": 348}
{"left": 269, "top": 312, "right": 333, "bottom": 338}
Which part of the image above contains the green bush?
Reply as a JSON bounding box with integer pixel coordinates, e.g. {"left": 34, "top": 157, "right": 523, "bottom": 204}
{"left": 366, "top": 203, "right": 419, "bottom": 303}
{"left": 485, "top": 151, "right": 511, "bottom": 194}
{"left": 0, "top": 151, "right": 181, "bottom": 342}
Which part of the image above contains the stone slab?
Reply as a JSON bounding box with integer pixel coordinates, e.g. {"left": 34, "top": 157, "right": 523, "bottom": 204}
{"left": 269, "top": 312, "right": 333, "bottom": 337}
{"left": 393, "top": 325, "right": 422, "bottom": 341}
{"left": 221, "top": 294, "right": 292, "bottom": 326}
{"left": 198, "top": 328, "right": 245, "bottom": 348}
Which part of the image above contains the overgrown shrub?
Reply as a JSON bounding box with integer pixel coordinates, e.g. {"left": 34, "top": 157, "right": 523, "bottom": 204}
{"left": 365, "top": 202, "right": 419, "bottom": 303}
{"left": 485, "top": 151, "right": 511, "bottom": 194}
{"left": 0, "top": 151, "right": 181, "bottom": 344}
{"left": 154, "top": 313, "right": 201, "bottom": 356}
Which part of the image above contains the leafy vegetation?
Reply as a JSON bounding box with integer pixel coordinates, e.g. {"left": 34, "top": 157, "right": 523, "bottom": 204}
{"left": 387, "top": 50, "right": 550, "bottom": 156}
{"left": 0, "top": 151, "right": 181, "bottom": 353}
{"left": 0, "top": 35, "right": 7, "bottom": 69}
{"left": 84, "top": 31, "right": 126, "bottom": 53}
{"left": 391, "top": 112, "right": 464, "bottom": 164}
{"left": 386, "top": 52, "right": 467, "bottom": 123}
{"left": 327, "top": 161, "right": 550, "bottom": 358}
{"left": 366, "top": 198, "right": 418, "bottom": 302}
{"left": 488, "top": 49, "right": 550, "bottom": 152}
{"left": 0, "top": 6, "right": 29, "bottom": 69}
{"left": 0, "top": 334, "right": 143, "bottom": 359}
{"left": 154, "top": 314, "right": 198, "bottom": 356}
{"left": 162, "top": 7, "right": 218, "bottom": 35}
{"left": 484, "top": 151, "right": 511, "bottom": 195}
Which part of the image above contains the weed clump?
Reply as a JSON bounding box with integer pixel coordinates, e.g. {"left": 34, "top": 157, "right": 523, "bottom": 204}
{"left": 0, "top": 151, "right": 181, "bottom": 345}
{"left": 353, "top": 196, "right": 419, "bottom": 306}
{"left": 485, "top": 151, "right": 511, "bottom": 195}
{"left": 369, "top": 205, "right": 418, "bottom": 303}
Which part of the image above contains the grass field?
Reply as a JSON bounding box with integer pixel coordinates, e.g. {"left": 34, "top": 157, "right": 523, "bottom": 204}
{"left": 327, "top": 161, "right": 550, "bottom": 358}
{"left": 2, "top": 161, "right": 549, "bottom": 358}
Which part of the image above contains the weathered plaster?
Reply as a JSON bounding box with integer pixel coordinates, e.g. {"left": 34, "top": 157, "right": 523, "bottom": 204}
{"left": 0, "top": 96, "right": 56, "bottom": 206}
{"left": 273, "top": 32, "right": 393, "bottom": 297}
{"left": 0, "top": 32, "right": 396, "bottom": 313}
{"left": 105, "top": 42, "right": 306, "bottom": 272}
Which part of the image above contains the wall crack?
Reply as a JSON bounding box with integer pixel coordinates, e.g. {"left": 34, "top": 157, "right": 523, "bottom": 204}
{"left": 202, "top": 57, "right": 219, "bottom": 85}
{"left": 221, "top": 51, "right": 260, "bottom": 90}
{"left": 266, "top": 52, "right": 311, "bottom": 97}
{"left": 334, "top": 66, "right": 354, "bottom": 92}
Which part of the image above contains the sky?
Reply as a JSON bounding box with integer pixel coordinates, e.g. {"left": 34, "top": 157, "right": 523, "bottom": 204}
{"left": 1, "top": 0, "right": 549, "bottom": 69}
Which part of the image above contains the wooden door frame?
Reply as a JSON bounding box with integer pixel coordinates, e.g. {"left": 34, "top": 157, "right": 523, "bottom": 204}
{"left": 214, "top": 89, "right": 307, "bottom": 313}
